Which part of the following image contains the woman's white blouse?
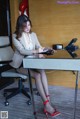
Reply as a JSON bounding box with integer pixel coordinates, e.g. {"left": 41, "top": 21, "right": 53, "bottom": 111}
{"left": 23, "top": 33, "right": 34, "bottom": 50}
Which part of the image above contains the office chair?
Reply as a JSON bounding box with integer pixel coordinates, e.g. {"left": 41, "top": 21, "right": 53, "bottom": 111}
{"left": 0, "top": 37, "right": 39, "bottom": 106}
{"left": 1, "top": 69, "right": 31, "bottom": 106}
{"left": 0, "top": 45, "right": 37, "bottom": 106}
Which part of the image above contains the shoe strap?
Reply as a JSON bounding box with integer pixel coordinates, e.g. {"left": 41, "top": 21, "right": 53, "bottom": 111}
{"left": 46, "top": 95, "right": 50, "bottom": 97}
{"left": 43, "top": 100, "right": 49, "bottom": 105}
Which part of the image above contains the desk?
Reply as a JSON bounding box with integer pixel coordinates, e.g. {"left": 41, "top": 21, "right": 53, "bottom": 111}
{"left": 23, "top": 50, "right": 80, "bottom": 119}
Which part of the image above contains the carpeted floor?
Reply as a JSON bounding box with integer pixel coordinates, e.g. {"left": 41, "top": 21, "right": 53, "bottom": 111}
{"left": 0, "top": 81, "right": 80, "bottom": 119}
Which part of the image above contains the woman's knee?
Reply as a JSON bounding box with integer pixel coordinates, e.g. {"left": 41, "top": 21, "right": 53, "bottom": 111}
{"left": 39, "top": 69, "right": 45, "bottom": 74}
{"left": 34, "top": 72, "right": 41, "bottom": 79}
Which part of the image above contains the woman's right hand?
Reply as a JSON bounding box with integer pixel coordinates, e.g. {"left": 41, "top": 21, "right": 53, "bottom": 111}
{"left": 38, "top": 47, "right": 44, "bottom": 53}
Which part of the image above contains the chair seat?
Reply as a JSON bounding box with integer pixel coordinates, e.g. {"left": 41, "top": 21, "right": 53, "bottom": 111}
{"left": 1, "top": 69, "right": 28, "bottom": 80}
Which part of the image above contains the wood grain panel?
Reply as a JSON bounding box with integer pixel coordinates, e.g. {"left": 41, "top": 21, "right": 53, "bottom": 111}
{"left": 9, "top": 0, "right": 80, "bottom": 88}
{"left": 29, "top": 0, "right": 80, "bottom": 46}
{"left": 29, "top": 0, "right": 80, "bottom": 88}
{"left": 10, "top": 0, "right": 19, "bottom": 33}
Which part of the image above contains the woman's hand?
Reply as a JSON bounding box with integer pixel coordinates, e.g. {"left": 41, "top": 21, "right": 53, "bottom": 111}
{"left": 38, "top": 47, "right": 44, "bottom": 53}
{"left": 43, "top": 47, "right": 56, "bottom": 55}
{"left": 33, "top": 47, "right": 44, "bottom": 54}
{"left": 38, "top": 47, "right": 45, "bottom": 58}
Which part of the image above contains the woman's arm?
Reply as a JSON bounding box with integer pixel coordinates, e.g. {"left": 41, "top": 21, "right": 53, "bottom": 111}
{"left": 33, "top": 33, "right": 42, "bottom": 49}
{"left": 12, "top": 34, "right": 39, "bottom": 55}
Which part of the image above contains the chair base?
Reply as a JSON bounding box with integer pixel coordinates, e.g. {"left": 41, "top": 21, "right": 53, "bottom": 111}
{"left": 4, "top": 87, "right": 31, "bottom": 100}
{"left": 4, "top": 78, "right": 32, "bottom": 105}
{"left": 0, "top": 77, "right": 14, "bottom": 90}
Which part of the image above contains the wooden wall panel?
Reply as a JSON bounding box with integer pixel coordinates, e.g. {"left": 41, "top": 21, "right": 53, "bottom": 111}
{"left": 29, "top": 0, "right": 80, "bottom": 88}
{"left": 29, "top": 0, "right": 80, "bottom": 47}
{"left": 9, "top": 0, "right": 80, "bottom": 88}
{"left": 10, "top": 0, "right": 19, "bottom": 33}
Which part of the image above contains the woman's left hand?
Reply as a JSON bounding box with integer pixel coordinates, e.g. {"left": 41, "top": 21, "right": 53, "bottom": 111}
{"left": 38, "top": 47, "right": 45, "bottom": 58}
{"left": 43, "top": 47, "right": 56, "bottom": 54}
{"left": 38, "top": 47, "right": 44, "bottom": 53}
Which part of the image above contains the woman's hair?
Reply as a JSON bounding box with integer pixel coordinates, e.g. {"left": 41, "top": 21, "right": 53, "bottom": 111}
{"left": 15, "top": 15, "right": 32, "bottom": 39}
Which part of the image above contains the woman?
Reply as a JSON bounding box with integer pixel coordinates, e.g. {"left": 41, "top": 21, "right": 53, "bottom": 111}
{"left": 4, "top": 15, "right": 60, "bottom": 117}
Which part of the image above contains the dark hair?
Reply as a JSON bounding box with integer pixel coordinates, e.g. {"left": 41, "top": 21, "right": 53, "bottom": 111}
{"left": 15, "top": 15, "right": 32, "bottom": 39}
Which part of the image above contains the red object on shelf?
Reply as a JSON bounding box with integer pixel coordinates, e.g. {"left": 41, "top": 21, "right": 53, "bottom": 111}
{"left": 19, "top": 0, "right": 29, "bottom": 16}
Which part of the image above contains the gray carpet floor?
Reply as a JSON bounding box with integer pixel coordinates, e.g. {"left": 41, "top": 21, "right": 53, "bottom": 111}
{"left": 0, "top": 81, "right": 80, "bottom": 119}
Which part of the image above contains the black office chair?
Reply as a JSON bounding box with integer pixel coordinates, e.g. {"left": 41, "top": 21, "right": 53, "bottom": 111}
{"left": 0, "top": 35, "right": 39, "bottom": 106}
{"left": 0, "top": 45, "right": 39, "bottom": 106}
{"left": 1, "top": 68, "right": 32, "bottom": 106}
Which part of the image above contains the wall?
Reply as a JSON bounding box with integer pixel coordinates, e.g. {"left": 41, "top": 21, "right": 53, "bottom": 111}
{"left": 29, "top": 0, "right": 80, "bottom": 47}
{"left": 10, "top": 0, "right": 19, "bottom": 33}
{"left": 29, "top": 0, "right": 80, "bottom": 88}
{"left": 9, "top": 0, "right": 80, "bottom": 88}
{"left": 9, "top": 0, "right": 80, "bottom": 46}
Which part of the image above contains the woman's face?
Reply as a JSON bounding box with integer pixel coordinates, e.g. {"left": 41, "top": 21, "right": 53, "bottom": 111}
{"left": 23, "top": 21, "right": 31, "bottom": 33}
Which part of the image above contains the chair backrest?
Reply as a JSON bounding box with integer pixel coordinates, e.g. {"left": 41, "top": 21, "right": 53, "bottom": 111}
{"left": 0, "top": 36, "right": 10, "bottom": 46}
{"left": 0, "top": 36, "right": 14, "bottom": 62}
{"left": 0, "top": 37, "right": 27, "bottom": 80}
{"left": 0, "top": 46, "right": 14, "bottom": 62}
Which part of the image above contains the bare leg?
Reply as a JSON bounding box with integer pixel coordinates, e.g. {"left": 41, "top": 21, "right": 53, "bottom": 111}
{"left": 38, "top": 69, "right": 50, "bottom": 100}
{"left": 16, "top": 67, "right": 49, "bottom": 97}
{"left": 16, "top": 67, "right": 55, "bottom": 113}
{"left": 30, "top": 70, "right": 47, "bottom": 101}
{"left": 16, "top": 67, "right": 46, "bottom": 101}
{"left": 30, "top": 70, "right": 55, "bottom": 113}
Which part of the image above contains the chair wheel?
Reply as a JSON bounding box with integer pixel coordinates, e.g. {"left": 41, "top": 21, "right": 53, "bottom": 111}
{"left": 4, "top": 101, "right": 9, "bottom": 106}
{"left": 27, "top": 100, "right": 31, "bottom": 105}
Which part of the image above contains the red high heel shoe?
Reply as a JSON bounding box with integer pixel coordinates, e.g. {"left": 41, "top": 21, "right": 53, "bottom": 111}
{"left": 43, "top": 100, "right": 61, "bottom": 118}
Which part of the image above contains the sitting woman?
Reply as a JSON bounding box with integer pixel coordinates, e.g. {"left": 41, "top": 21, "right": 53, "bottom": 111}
{"left": 1, "top": 15, "right": 60, "bottom": 117}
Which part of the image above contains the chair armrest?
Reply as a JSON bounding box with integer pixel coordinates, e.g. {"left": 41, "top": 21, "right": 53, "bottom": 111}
{"left": 0, "top": 60, "right": 12, "bottom": 64}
